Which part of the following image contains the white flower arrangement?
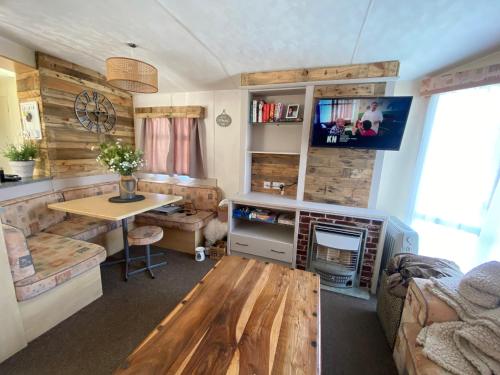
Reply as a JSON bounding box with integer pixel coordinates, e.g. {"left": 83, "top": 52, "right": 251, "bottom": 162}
{"left": 96, "top": 141, "right": 143, "bottom": 176}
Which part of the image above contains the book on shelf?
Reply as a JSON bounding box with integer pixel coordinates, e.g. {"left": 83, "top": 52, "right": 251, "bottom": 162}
{"left": 252, "top": 99, "right": 290, "bottom": 123}
{"left": 252, "top": 99, "right": 257, "bottom": 123}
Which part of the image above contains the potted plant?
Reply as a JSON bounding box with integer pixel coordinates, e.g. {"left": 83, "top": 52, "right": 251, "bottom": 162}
{"left": 2, "top": 140, "right": 39, "bottom": 178}
{"left": 96, "top": 141, "right": 143, "bottom": 200}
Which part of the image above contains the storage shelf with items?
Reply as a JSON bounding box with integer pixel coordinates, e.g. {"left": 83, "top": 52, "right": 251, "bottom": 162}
{"left": 230, "top": 203, "right": 297, "bottom": 264}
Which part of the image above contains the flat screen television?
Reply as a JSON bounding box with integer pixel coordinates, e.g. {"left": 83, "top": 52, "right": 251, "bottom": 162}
{"left": 310, "top": 96, "right": 413, "bottom": 151}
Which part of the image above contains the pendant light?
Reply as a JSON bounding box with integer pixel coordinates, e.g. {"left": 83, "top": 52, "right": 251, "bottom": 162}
{"left": 106, "top": 43, "right": 158, "bottom": 93}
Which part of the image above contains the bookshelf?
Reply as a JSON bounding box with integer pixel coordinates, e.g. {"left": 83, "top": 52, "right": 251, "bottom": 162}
{"left": 240, "top": 86, "right": 314, "bottom": 200}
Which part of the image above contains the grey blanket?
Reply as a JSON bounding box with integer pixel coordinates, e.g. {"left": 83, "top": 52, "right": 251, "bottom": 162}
{"left": 386, "top": 253, "right": 462, "bottom": 297}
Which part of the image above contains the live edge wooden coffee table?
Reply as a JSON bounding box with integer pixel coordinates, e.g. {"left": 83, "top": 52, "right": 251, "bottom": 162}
{"left": 115, "top": 256, "right": 321, "bottom": 374}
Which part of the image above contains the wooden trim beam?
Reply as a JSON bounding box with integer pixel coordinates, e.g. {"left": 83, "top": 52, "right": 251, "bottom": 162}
{"left": 134, "top": 106, "right": 205, "bottom": 119}
{"left": 314, "top": 82, "right": 387, "bottom": 98}
{"left": 241, "top": 61, "right": 399, "bottom": 86}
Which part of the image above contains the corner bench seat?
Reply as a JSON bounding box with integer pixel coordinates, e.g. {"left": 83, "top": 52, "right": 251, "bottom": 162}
{"left": 44, "top": 216, "right": 119, "bottom": 241}
{"left": 135, "top": 210, "right": 215, "bottom": 231}
{"left": 15, "top": 232, "right": 106, "bottom": 301}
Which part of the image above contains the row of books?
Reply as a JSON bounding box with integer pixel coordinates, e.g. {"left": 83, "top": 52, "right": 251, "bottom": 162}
{"left": 251, "top": 100, "right": 287, "bottom": 123}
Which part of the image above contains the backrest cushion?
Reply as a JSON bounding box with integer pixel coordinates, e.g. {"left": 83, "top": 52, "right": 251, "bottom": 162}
{"left": 137, "top": 181, "right": 175, "bottom": 195}
{"left": 172, "top": 184, "right": 221, "bottom": 212}
{"left": 1, "top": 192, "right": 67, "bottom": 236}
{"left": 62, "top": 182, "right": 119, "bottom": 202}
{"left": 137, "top": 180, "right": 221, "bottom": 212}
{"left": 2, "top": 224, "right": 35, "bottom": 282}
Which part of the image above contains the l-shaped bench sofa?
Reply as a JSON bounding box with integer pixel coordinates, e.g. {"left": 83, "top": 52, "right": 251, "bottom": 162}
{"left": 1, "top": 179, "right": 221, "bottom": 343}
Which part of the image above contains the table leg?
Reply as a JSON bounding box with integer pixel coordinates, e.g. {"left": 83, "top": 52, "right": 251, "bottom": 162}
{"left": 122, "top": 218, "right": 129, "bottom": 281}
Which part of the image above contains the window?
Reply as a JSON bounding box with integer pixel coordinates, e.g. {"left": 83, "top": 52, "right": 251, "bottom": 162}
{"left": 411, "top": 84, "right": 500, "bottom": 272}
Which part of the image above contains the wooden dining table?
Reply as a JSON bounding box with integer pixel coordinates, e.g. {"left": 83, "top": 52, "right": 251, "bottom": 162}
{"left": 115, "top": 255, "right": 321, "bottom": 374}
{"left": 48, "top": 192, "right": 182, "bottom": 280}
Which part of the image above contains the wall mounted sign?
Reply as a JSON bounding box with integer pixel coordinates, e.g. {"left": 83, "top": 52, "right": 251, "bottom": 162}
{"left": 74, "top": 90, "right": 116, "bottom": 133}
{"left": 20, "top": 101, "right": 42, "bottom": 139}
{"left": 216, "top": 109, "right": 232, "bottom": 127}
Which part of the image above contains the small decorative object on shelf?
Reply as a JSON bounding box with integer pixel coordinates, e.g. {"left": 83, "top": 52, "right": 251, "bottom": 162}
{"left": 96, "top": 141, "right": 144, "bottom": 201}
{"left": 2, "top": 140, "right": 39, "bottom": 178}
{"left": 209, "top": 240, "right": 226, "bottom": 260}
{"left": 285, "top": 104, "right": 300, "bottom": 119}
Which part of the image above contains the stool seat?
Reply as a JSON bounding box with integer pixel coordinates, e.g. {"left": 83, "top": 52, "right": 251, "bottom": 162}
{"left": 128, "top": 226, "right": 163, "bottom": 246}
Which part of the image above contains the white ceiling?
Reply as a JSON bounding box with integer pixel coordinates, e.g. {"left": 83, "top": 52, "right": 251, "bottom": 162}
{"left": 0, "top": 0, "right": 499, "bottom": 92}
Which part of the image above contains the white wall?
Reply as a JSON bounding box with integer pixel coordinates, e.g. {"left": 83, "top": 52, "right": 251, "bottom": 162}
{"left": 376, "top": 80, "right": 429, "bottom": 222}
{"left": 133, "top": 90, "right": 242, "bottom": 198}
{"left": 0, "top": 35, "right": 35, "bottom": 68}
{"left": 0, "top": 75, "right": 24, "bottom": 173}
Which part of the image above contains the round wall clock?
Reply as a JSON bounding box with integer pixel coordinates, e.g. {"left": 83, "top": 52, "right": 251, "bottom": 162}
{"left": 74, "top": 90, "right": 116, "bottom": 133}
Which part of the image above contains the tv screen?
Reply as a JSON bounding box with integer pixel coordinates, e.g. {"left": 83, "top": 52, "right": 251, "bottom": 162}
{"left": 310, "top": 96, "right": 413, "bottom": 151}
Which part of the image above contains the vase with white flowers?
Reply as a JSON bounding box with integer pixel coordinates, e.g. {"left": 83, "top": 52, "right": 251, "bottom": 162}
{"left": 96, "top": 141, "right": 143, "bottom": 200}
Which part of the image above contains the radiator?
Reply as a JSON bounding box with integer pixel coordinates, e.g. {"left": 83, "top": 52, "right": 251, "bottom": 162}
{"left": 379, "top": 216, "right": 419, "bottom": 277}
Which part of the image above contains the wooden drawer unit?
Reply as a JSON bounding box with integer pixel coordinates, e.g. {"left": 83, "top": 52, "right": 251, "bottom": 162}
{"left": 230, "top": 233, "right": 294, "bottom": 263}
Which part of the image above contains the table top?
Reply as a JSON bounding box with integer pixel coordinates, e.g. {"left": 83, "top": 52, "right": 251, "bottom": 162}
{"left": 115, "top": 256, "right": 321, "bottom": 375}
{"left": 48, "top": 192, "right": 182, "bottom": 221}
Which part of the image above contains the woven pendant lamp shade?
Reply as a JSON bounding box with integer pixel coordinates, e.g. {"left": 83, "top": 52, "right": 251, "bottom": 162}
{"left": 106, "top": 57, "right": 158, "bottom": 93}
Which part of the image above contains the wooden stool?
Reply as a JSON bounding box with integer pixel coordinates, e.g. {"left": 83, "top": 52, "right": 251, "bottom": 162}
{"left": 127, "top": 226, "right": 165, "bottom": 279}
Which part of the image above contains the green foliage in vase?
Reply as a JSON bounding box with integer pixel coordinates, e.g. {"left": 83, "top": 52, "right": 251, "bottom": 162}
{"left": 2, "top": 140, "right": 39, "bottom": 161}
{"left": 96, "top": 141, "right": 143, "bottom": 176}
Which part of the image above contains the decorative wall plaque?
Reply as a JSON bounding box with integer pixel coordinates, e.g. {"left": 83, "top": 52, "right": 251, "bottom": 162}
{"left": 216, "top": 109, "right": 232, "bottom": 127}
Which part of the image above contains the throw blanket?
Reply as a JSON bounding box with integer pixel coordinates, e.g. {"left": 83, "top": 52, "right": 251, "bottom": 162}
{"left": 417, "top": 261, "right": 500, "bottom": 375}
{"left": 386, "top": 253, "right": 462, "bottom": 297}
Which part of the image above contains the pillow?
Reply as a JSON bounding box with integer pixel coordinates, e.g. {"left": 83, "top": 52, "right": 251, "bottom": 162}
{"left": 2, "top": 224, "right": 36, "bottom": 282}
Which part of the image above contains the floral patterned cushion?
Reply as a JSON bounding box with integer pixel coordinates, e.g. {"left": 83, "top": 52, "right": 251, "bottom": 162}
{"left": 137, "top": 180, "right": 220, "bottom": 212}
{"left": 44, "top": 216, "right": 114, "bottom": 241}
{"left": 135, "top": 210, "right": 215, "bottom": 231}
{"left": 14, "top": 232, "right": 106, "bottom": 301}
{"left": 2, "top": 224, "right": 36, "bottom": 282}
{"left": 1, "top": 192, "right": 67, "bottom": 237}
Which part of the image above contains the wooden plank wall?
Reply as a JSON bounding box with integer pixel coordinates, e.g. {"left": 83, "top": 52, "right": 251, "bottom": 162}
{"left": 303, "top": 82, "right": 386, "bottom": 207}
{"left": 17, "top": 52, "right": 135, "bottom": 177}
{"left": 251, "top": 153, "right": 299, "bottom": 198}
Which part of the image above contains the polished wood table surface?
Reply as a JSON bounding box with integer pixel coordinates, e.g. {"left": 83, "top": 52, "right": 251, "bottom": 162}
{"left": 47, "top": 192, "right": 182, "bottom": 221}
{"left": 115, "top": 256, "right": 321, "bottom": 374}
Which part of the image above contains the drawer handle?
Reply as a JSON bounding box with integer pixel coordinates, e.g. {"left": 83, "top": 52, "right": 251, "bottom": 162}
{"left": 270, "top": 249, "right": 285, "bottom": 254}
{"left": 235, "top": 242, "right": 248, "bottom": 247}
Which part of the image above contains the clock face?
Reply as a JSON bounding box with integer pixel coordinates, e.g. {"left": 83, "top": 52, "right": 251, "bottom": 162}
{"left": 74, "top": 90, "right": 116, "bottom": 133}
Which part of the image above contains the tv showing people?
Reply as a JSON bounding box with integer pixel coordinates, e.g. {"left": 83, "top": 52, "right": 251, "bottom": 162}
{"left": 311, "top": 96, "right": 413, "bottom": 150}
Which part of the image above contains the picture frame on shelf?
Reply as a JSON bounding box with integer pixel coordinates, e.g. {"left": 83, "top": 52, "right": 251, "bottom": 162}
{"left": 285, "top": 104, "right": 300, "bottom": 119}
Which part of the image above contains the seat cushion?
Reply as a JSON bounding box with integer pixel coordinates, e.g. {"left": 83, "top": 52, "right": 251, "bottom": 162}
{"left": 14, "top": 232, "right": 106, "bottom": 301}
{"left": 128, "top": 226, "right": 163, "bottom": 246}
{"left": 135, "top": 210, "right": 215, "bottom": 231}
{"left": 1, "top": 192, "right": 67, "bottom": 236}
{"left": 2, "top": 224, "right": 36, "bottom": 282}
{"left": 44, "top": 216, "right": 114, "bottom": 241}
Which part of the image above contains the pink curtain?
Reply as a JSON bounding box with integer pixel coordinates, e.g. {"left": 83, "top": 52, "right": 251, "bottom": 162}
{"left": 143, "top": 117, "right": 170, "bottom": 173}
{"left": 143, "top": 117, "right": 205, "bottom": 178}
